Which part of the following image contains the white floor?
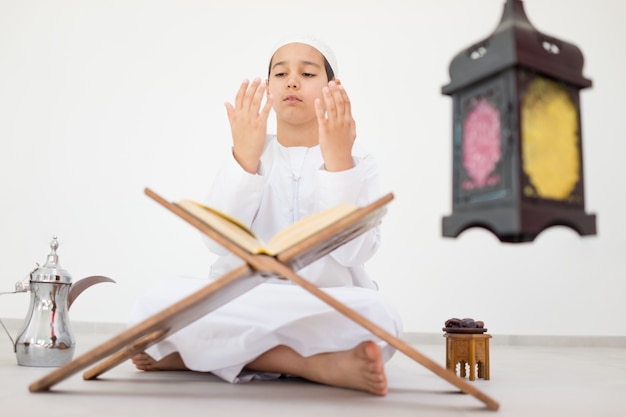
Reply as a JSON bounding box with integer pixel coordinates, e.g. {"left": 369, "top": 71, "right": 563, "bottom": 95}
{"left": 1, "top": 324, "right": 625, "bottom": 417}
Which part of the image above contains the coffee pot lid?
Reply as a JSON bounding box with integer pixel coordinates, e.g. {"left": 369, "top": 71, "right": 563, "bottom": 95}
{"left": 31, "top": 236, "right": 72, "bottom": 284}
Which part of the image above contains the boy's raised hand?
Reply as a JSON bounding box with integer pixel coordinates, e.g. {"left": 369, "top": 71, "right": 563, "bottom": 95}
{"left": 225, "top": 78, "right": 273, "bottom": 174}
{"left": 315, "top": 81, "right": 356, "bottom": 172}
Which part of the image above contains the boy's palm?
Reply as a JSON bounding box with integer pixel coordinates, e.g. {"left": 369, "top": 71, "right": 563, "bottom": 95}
{"left": 316, "top": 81, "right": 356, "bottom": 172}
{"left": 225, "top": 78, "right": 273, "bottom": 173}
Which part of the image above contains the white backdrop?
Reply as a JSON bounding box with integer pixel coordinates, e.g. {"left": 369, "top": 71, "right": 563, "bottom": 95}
{"left": 1, "top": 0, "right": 625, "bottom": 337}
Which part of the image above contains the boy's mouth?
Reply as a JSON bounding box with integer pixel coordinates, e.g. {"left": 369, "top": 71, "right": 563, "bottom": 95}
{"left": 284, "top": 95, "right": 302, "bottom": 103}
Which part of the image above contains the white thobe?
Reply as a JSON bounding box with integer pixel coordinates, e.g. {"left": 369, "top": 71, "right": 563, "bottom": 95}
{"left": 129, "top": 135, "right": 403, "bottom": 383}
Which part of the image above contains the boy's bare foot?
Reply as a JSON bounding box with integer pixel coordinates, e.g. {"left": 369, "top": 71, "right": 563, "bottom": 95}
{"left": 308, "top": 341, "right": 388, "bottom": 396}
{"left": 246, "top": 341, "right": 388, "bottom": 396}
{"left": 131, "top": 352, "right": 188, "bottom": 371}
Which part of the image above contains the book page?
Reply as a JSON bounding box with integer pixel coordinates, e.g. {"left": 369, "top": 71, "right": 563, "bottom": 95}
{"left": 176, "top": 200, "right": 264, "bottom": 254}
{"left": 177, "top": 199, "right": 357, "bottom": 256}
{"left": 265, "top": 203, "right": 357, "bottom": 255}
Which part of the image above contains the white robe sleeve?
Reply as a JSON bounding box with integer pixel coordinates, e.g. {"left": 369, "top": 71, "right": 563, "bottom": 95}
{"left": 202, "top": 150, "right": 265, "bottom": 256}
{"left": 316, "top": 151, "right": 382, "bottom": 267}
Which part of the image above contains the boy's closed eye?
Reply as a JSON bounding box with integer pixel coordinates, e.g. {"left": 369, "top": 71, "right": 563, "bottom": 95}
{"left": 273, "top": 72, "right": 317, "bottom": 78}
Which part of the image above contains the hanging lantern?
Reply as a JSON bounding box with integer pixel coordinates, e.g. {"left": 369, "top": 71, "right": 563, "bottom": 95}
{"left": 441, "top": 0, "right": 596, "bottom": 242}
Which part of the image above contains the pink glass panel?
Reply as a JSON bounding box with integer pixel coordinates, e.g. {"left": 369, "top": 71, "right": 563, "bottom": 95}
{"left": 462, "top": 99, "right": 501, "bottom": 190}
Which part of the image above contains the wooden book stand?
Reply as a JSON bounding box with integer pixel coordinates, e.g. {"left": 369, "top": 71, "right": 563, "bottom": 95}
{"left": 28, "top": 188, "right": 499, "bottom": 411}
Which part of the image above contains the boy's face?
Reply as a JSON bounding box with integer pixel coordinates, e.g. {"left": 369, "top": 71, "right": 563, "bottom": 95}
{"left": 267, "top": 43, "right": 330, "bottom": 126}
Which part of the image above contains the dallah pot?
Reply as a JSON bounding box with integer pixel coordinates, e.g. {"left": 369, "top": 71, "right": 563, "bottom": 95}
{"left": 1, "top": 236, "right": 114, "bottom": 367}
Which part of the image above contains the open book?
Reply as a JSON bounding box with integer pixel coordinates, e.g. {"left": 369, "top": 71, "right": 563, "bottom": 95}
{"left": 176, "top": 199, "right": 358, "bottom": 256}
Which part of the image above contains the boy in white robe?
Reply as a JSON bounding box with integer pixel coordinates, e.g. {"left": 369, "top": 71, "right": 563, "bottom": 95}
{"left": 130, "top": 36, "right": 403, "bottom": 396}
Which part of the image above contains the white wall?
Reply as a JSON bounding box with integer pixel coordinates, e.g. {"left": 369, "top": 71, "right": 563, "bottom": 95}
{"left": 1, "top": 0, "right": 624, "bottom": 337}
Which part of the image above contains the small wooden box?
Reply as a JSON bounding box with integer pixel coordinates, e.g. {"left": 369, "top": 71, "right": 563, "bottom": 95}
{"left": 444, "top": 333, "right": 492, "bottom": 381}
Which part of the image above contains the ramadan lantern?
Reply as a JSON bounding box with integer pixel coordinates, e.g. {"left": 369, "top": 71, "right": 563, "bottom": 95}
{"left": 441, "top": 0, "right": 596, "bottom": 242}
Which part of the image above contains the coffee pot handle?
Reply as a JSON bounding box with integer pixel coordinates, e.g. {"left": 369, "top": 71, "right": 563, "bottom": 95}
{"left": 0, "top": 269, "right": 34, "bottom": 347}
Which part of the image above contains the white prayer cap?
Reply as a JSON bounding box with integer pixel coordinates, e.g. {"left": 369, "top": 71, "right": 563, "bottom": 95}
{"left": 270, "top": 34, "right": 338, "bottom": 77}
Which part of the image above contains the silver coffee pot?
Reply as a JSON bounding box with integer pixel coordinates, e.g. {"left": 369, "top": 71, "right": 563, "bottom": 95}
{"left": 0, "top": 236, "right": 114, "bottom": 367}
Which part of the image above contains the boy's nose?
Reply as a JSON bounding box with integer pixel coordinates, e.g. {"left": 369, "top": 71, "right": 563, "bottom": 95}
{"left": 287, "top": 76, "right": 299, "bottom": 89}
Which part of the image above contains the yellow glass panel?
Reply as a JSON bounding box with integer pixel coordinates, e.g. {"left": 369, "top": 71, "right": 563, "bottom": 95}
{"left": 521, "top": 78, "right": 580, "bottom": 200}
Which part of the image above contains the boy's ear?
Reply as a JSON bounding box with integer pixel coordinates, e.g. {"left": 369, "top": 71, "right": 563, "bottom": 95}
{"left": 334, "top": 79, "right": 341, "bottom": 85}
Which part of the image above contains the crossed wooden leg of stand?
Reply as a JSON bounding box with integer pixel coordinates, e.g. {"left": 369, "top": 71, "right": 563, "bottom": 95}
{"left": 28, "top": 255, "right": 499, "bottom": 411}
